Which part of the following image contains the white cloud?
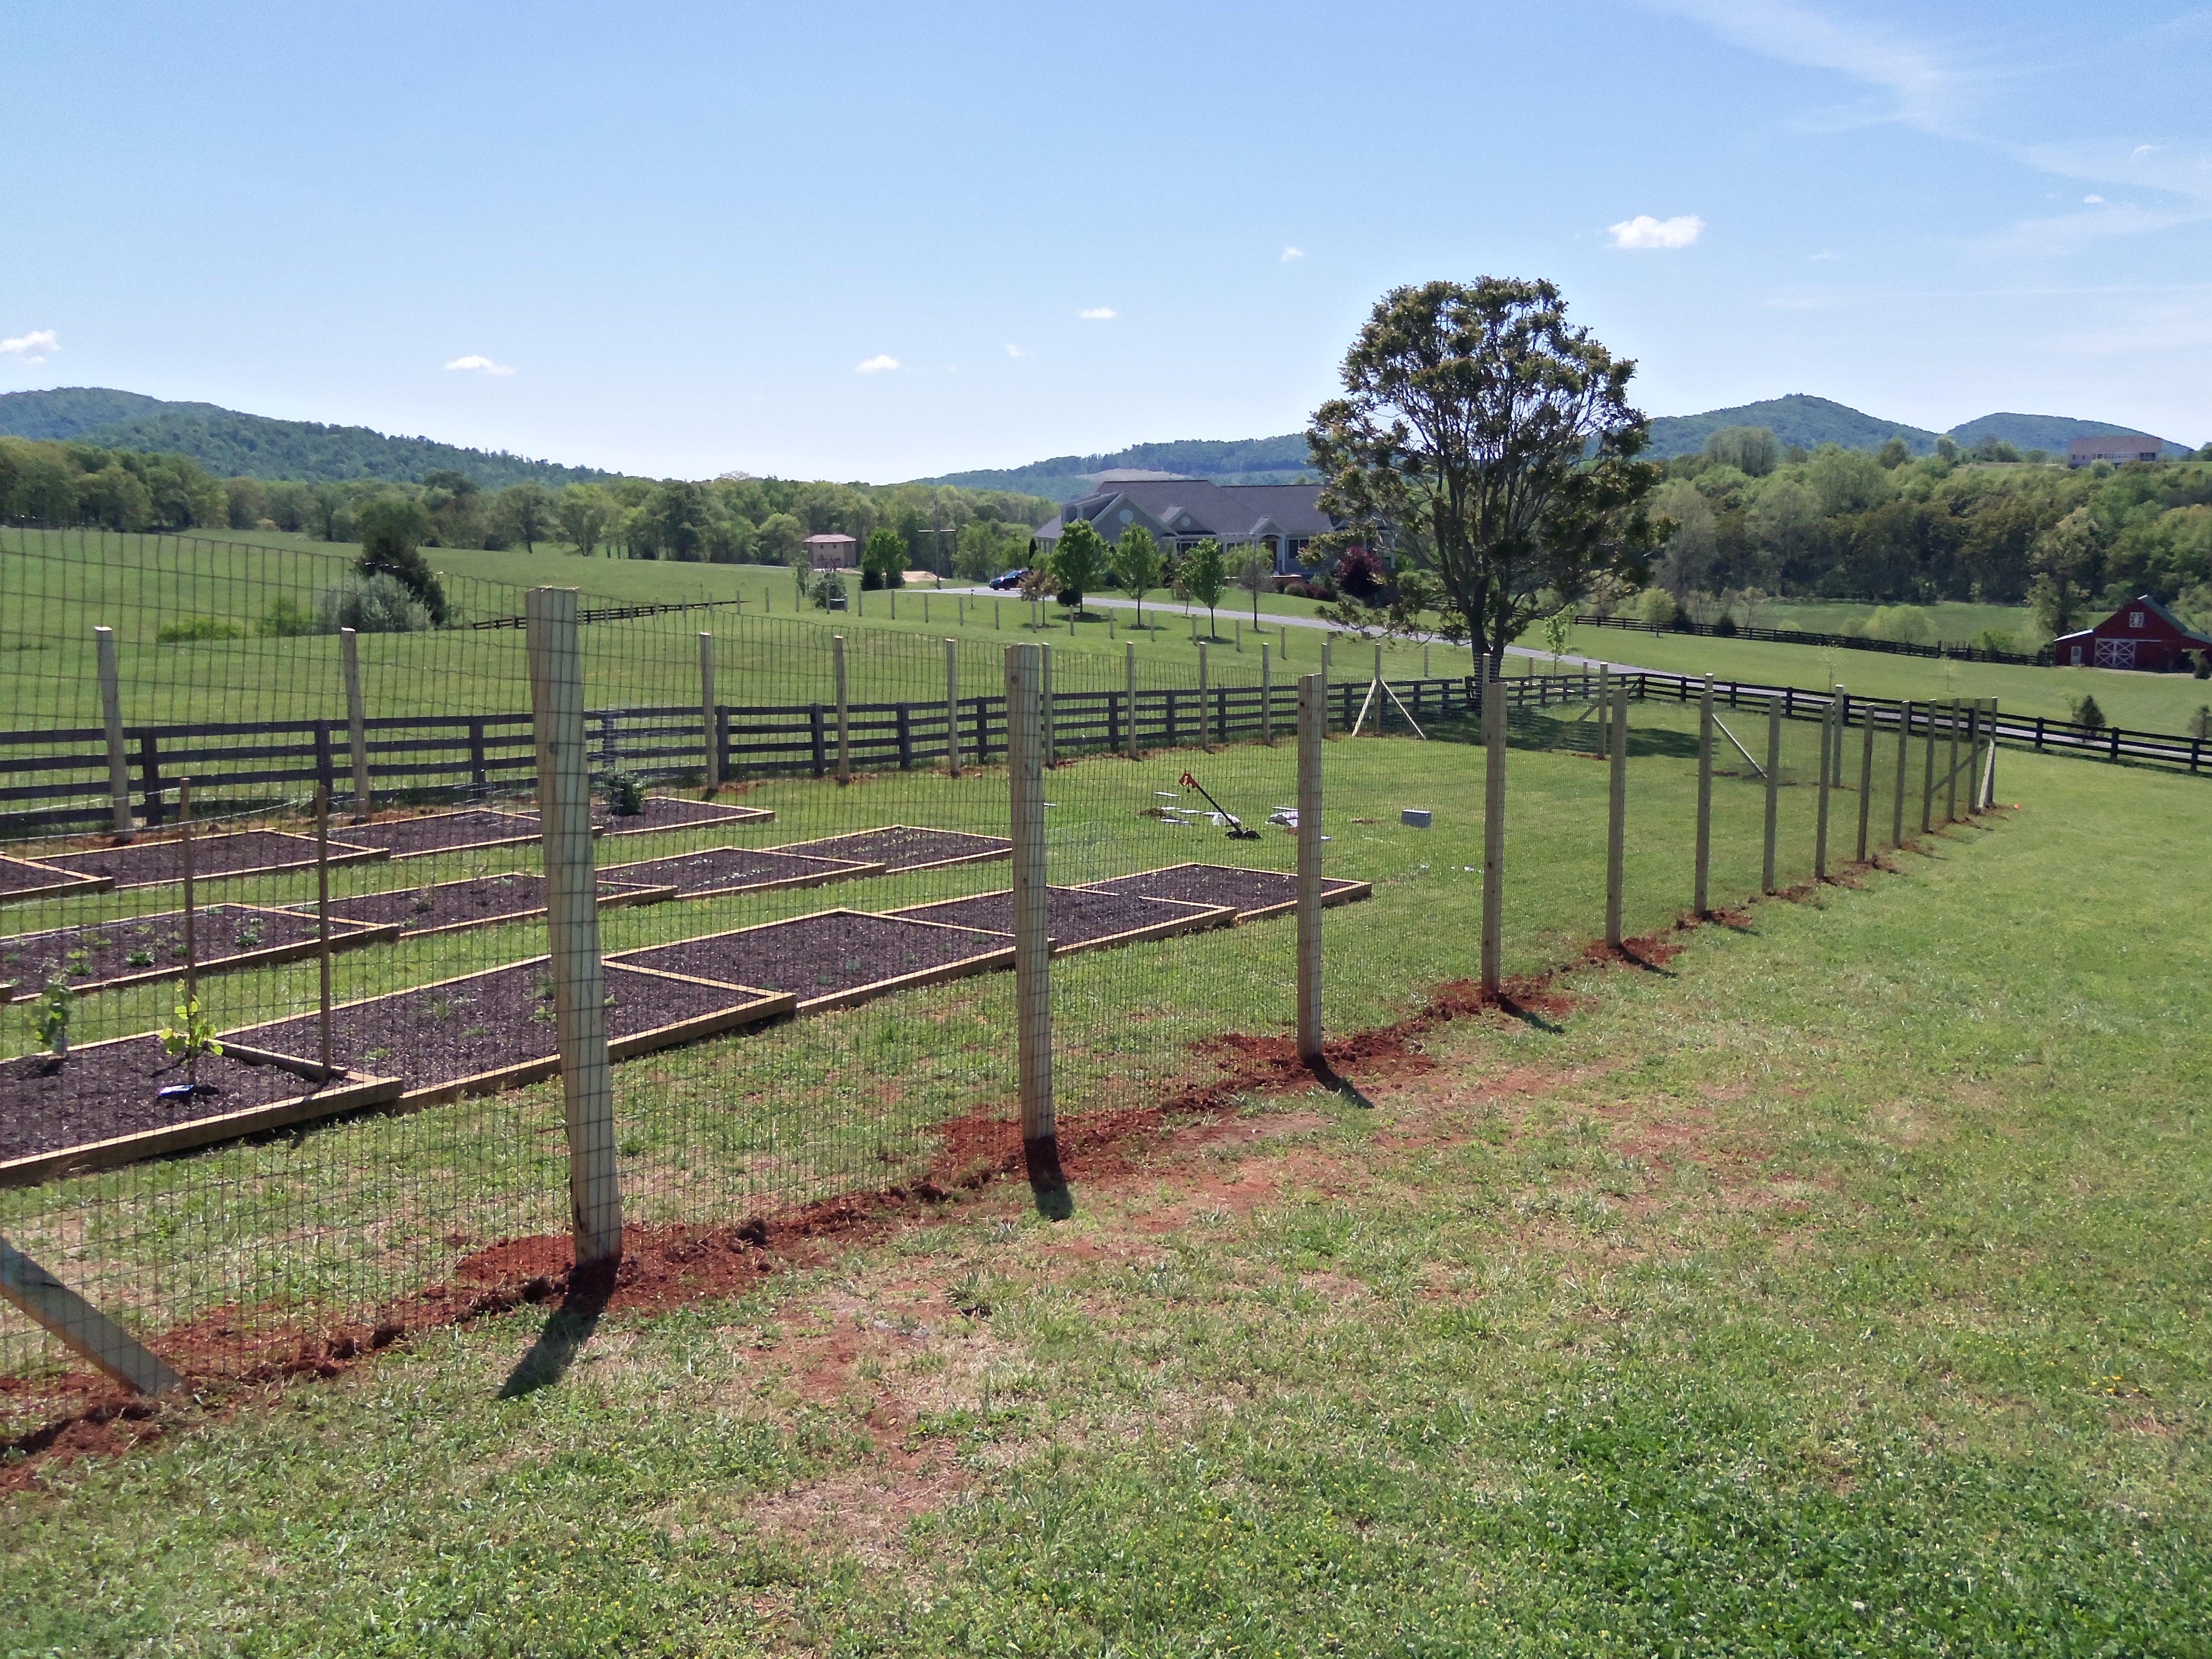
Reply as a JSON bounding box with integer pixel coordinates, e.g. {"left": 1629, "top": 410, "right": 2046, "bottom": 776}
{"left": 1078, "top": 306, "right": 1116, "bottom": 320}
{"left": 1642, "top": 0, "right": 1975, "bottom": 134}
{"left": 855, "top": 354, "right": 899, "bottom": 373}
{"left": 1281, "top": 246, "right": 1305, "bottom": 263}
{"left": 2084, "top": 194, "right": 2105, "bottom": 204}
{"left": 1, "top": 328, "right": 59, "bottom": 364}
{"left": 1005, "top": 344, "right": 1027, "bottom": 358}
{"left": 444, "top": 353, "right": 515, "bottom": 376}
{"left": 1809, "top": 249, "right": 1839, "bottom": 261}
{"left": 1607, "top": 214, "right": 1705, "bottom": 249}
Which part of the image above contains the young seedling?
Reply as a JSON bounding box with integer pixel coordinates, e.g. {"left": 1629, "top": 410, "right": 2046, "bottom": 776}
{"left": 604, "top": 769, "right": 646, "bottom": 817}
{"left": 32, "top": 977, "right": 72, "bottom": 1060}
{"left": 157, "top": 991, "right": 224, "bottom": 1096}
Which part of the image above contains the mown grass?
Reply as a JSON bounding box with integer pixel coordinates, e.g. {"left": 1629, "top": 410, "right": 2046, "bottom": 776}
{"left": 3, "top": 743, "right": 2204, "bottom": 1655}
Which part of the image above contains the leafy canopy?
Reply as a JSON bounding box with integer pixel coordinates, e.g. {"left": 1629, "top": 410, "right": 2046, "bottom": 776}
{"left": 1050, "top": 519, "right": 1110, "bottom": 611}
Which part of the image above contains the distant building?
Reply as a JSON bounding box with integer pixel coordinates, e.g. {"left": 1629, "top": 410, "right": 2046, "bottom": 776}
{"left": 2050, "top": 594, "right": 2212, "bottom": 672}
{"left": 2068, "top": 435, "right": 2161, "bottom": 467}
{"left": 1032, "top": 477, "right": 1336, "bottom": 580}
{"left": 802, "top": 533, "right": 857, "bottom": 570}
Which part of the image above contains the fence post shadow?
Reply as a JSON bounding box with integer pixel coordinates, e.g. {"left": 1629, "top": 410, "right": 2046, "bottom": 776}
{"left": 497, "top": 1262, "right": 615, "bottom": 1398}
{"left": 1022, "top": 1136, "right": 1072, "bottom": 1220}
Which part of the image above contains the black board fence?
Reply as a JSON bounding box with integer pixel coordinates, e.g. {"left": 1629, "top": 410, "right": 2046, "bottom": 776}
{"left": 1572, "top": 610, "right": 2053, "bottom": 666}
{"left": 2, "top": 669, "right": 2202, "bottom": 838}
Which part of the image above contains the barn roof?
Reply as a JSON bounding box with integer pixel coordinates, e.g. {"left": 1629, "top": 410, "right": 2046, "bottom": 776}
{"left": 2052, "top": 593, "right": 2212, "bottom": 649}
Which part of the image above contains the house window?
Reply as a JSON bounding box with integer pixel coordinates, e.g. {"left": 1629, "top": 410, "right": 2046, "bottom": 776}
{"left": 2130, "top": 611, "right": 2144, "bottom": 628}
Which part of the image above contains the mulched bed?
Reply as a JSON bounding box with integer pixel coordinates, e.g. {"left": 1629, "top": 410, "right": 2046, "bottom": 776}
{"left": 596, "top": 797, "right": 775, "bottom": 837}
{"left": 0, "top": 904, "right": 384, "bottom": 994}
{"left": 0, "top": 855, "right": 108, "bottom": 901}
{"left": 221, "top": 963, "right": 776, "bottom": 1096}
{"left": 610, "top": 910, "right": 1010, "bottom": 1006}
{"left": 0, "top": 1037, "right": 358, "bottom": 1165}
{"left": 36, "top": 831, "right": 386, "bottom": 890}
{"left": 298, "top": 872, "right": 668, "bottom": 936}
{"left": 596, "top": 847, "right": 877, "bottom": 899}
{"left": 328, "top": 809, "right": 540, "bottom": 859}
{"left": 1078, "top": 863, "right": 1370, "bottom": 921}
{"left": 771, "top": 825, "right": 1011, "bottom": 872}
{"left": 888, "top": 886, "right": 1232, "bottom": 952}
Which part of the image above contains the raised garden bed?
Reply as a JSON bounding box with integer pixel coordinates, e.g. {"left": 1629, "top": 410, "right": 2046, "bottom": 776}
{"left": 331, "top": 808, "right": 542, "bottom": 859}
{"left": 0, "top": 1034, "right": 399, "bottom": 1187}
{"left": 596, "top": 796, "right": 776, "bottom": 837}
{"left": 596, "top": 847, "right": 881, "bottom": 900}
{"left": 286, "top": 872, "right": 674, "bottom": 939}
{"left": 770, "top": 825, "right": 1012, "bottom": 873}
{"left": 0, "top": 855, "right": 114, "bottom": 905}
{"left": 36, "top": 830, "right": 388, "bottom": 891}
{"left": 886, "top": 886, "right": 1234, "bottom": 956}
{"left": 0, "top": 904, "right": 395, "bottom": 997}
{"left": 1077, "top": 863, "right": 1372, "bottom": 922}
{"left": 608, "top": 909, "right": 1012, "bottom": 1013}
{"left": 220, "top": 961, "right": 794, "bottom": 1109}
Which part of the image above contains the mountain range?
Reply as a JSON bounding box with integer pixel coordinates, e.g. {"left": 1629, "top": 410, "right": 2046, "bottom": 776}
{"left": 922, "top": 394, "right": 2196, "bottom": 502}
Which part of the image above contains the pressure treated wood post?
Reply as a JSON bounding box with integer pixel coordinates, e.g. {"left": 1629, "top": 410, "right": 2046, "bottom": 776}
{"left": 178, "top": 779, "right": 197, "bottom": 1003}
{"left": 1006, "top": 644, "right": 1054, "bottom": 1149}
{"left": 316, "top": 787, "right": 334, "bottom": 1075}
{"left": 945, "top": 639, "right": 961, "bottom": 775}
{"left": 833, "top": 634, "right": 850, "bottom": 786}
{"left": 1920, "top": 702, "right": 1937, "bottom": 833}
{"left": 1963, "top": 700, "right": 1981, "bottom": 814}
{"left": 0, "top": 1234, "right": 180, "bottom": 1395}
{"left": 698, "top": 631, "right": 720, "bottom": 791}
{"left": 1321, "top": 637, "right": 1332, "bottom": 731}
{"left": 1296, "top": 673, "right": 1324, "bottom": 1061}
{"left": 526, "top": 587, "right": 621, "bottom": 1270}
{"left": 1125, "top": 642, "right": 1139, "bottom": 759}
{"left": 1597, "top": 662, "right": 1612, "bottom": 755}
{"left": 339, "top": 626, "right": 372, "bottom": 821}
{"left": 1893, "top": 701, "right": 1911, "bottom": 847}
{"left": 1946, "top": 698, "right": 1961, "bottom": 823}
{"left": 1856, "top": 707, "right": 1875, "bottom": 863}
{"left": 95, "top": 625, "right": 131, "bottom": 835}
{"left": 1761, "top": 697, "right": 1782, "bottom": 894}
{"left": 1605, "top": 682, "right": 1628, "bottom": 948}
{"left": 1983, "top": 698, "right": 1999, "bottom": 807}
{"left": 1481, "top": 677, "right": 1506, "bottom": 996}
{"left": 1814, "top": 694, "right": 1834, "bottom": 880}
{"left": 1694, "top": 674, "right": 1714, "bottom": 916}
{"left": 1040, "top": 642, "right": 1055, "bottom": 767}
{"left": 1261, "top": 643, "right": 1274, "bottom": 745}
{"left": 1197, "top": 643, "right": 1210, "bottom": 751}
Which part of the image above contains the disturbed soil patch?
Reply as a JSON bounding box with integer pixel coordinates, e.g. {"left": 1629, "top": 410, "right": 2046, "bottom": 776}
{"left": 0, "top": 1037, "right": 355, "bottom": 1163}
{"left": 1, "top": 904, "right": 381, "bottom": 994}
{"left": 597, "top": 847, "right": 875, "bottom": 899}
{"left": 772, "top": 826, "right": 1011, "bottom": 872}
{"left": 612, "top": 911, "right": 1009, "bottom": 1005}
{"left": 1079, "top": 863, "right": 1368, "bottom": 921}
{"left": 38, "top": 831, "right": 384, "bottom": 890}
{"left": 889, "top": 886, "right": 1228, "bottom": 951}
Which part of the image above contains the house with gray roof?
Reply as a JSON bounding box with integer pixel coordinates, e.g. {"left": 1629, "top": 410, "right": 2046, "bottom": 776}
{"left": 1032, "top": 477, "right": 1337, "bottom": 580}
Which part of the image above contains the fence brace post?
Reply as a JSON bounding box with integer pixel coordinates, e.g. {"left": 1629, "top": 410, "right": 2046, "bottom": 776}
{"left": 1947, "top": 698, "right": 1962, "bottom": 823}
{"left": 698, "top": 631, "right": 720, "bottom": 791}
{"left": 1761, "top": 697, "right": 1782, "bottom": 894}
{"left": 1605, "top": 681, "right": 1628, "bottom": 948}
{"left": 1856, "top": 701, "right": 1875, "bottom": 863}
{"left": 1814, "top": 689, "right": 1836, "bottom": 879}
{"left": 0, "top": 1233, "right": 180, "bottom": 1396}
{"left": 340, "top": 626, "right": 372, "bottom": 822}
{"left": 525, "top": 587, "right": 621, "bottom": 1270}
{"left": 1297, "top": 673, "right": 1324, "bottom": 1062}
{"left": 1481, "top": 674, "right": 1506, "bottom": 995}
{"left": 1006, "top": 643, "right": 1054, "bottom": 1157}
{"left": 95, "top": 625, "right": 131, "bottom": 836}
{"left": 1694, "top": 674, "right": 1714, "bottom": 916}
{"left": 1894, "top": 701, "right": 1912, "bottom": 848}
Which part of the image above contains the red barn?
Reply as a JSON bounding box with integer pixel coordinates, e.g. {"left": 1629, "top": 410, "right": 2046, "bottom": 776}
{"left": 2051, "top": 594, "right": 2212, "bottom": 672}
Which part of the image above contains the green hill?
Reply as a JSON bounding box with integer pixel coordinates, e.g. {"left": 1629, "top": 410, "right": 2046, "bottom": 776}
{"left": 1644, "top": 394, "right": 1942, "bottom": 459}
{"left": 1945, "top": 411, "right": 2190, "bottom": 460}
{"left": 921, "top": 433, "right": 1315, "bottom": 501}
{"left": 0, "top": 387, "right": 615, "bottom": 488}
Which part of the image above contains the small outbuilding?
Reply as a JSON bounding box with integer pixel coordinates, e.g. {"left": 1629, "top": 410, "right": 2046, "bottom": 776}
{"left": 2051, "top": 594, "right": 2212, "bottom": 672}
{"left": 803, "top": 533, "right": 857, "bottom": 571}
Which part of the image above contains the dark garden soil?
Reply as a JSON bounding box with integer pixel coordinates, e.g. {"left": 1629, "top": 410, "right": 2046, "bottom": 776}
{"left": 0, "top": 855, "right": 102, "bottom": 898}
{"left": 596, "top": 797, "right": 775, "bottom": 836}
{"left": 595, "top": 847, "right": 875, "bottom": 898}
{"left": 771, "top": 825, "right": 1011, "bottom": 872}
{"left": 302, "top": 872, "right": 664, "bottom": 935}
{"left": 0, "top": 1038, "right": 356, "bottom": 1164}
{"left": 1079, "top": 863, "right": 1369, "bottom": 920}
{"left": 38, "top": 831, "right": 384, "bottom": 890}
{"left": 0, "top": 905, "right": 380, "bottom": 993}
{"left": 890, "top": 885, "right": 1230, "bottom": 950}
{"left": 330, "top": 809, "right": 540, "bottom": 858}
{"left": 611, "top": 911, "right": 1010, "bottom": 1004}
{"left": 222, "top": 963, "right": 773, "bottom": 1094}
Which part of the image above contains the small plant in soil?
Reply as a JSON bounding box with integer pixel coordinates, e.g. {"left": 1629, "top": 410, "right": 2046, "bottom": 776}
{"left": 430, "top": 996, "right": 452, "bottom": 1020}
{"left": 157, "top": 991, "right": 224, "bottom": 1094}
{"left": 410, "top": 885, "right": 437, "bottom": 915}
{"left": 364, "top": 1046, "right": 393, "bottom": 1063}
{"left": 64, "top": 948, "right": 94, "bottom": 980}
{"left": 233, "top": 917, "right": 264, "bottom": 949}
{"left": 604, "top": 769, "right": 646, "bottom": 817}
{"left": 32, "top": 977, "right": 72, "bottom": 1059}
{"left": 126, "top": 948, "right": 155, "bottom": 968}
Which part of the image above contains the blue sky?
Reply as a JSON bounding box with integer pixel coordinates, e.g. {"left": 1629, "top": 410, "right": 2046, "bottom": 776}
{"left": 4, "top": 1, "right": 2207, "bottom": 479}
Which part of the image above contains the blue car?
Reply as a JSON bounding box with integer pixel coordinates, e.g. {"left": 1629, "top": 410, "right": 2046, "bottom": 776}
{"left": 987, "top": 568, "right": 1030, "bottom": 591}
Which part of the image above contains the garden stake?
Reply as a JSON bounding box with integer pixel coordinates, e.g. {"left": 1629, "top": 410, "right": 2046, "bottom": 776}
{"left": 1694, "top": 674, "right": 1713, "bottom": 915}
{"left": 1761, "top": 700, "right": 1781, "bottom": 894}
{"left": 316, "top": 785, "right": 334, "bottom": 1074}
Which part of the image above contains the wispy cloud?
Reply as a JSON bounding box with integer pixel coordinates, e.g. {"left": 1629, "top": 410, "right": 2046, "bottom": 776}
{"left": 444, "top": 353, "right": 514, "bottom": 376}
{"left": 1280, "top": 246, "right": 1305, "bottom": 263}
{"left": 1809, "top": 250, "right": 1839, "bottom": 261}
{"left": 1078, "top": 306, "right": 1116, "bottom": 320}
{"left": 855, "top": 354, "right": 899, "bottom": 373}
{"left": 1608, "top": 214, "right": 1705, "bottom": 250}
{"left": 1005, "top": 344, "right": 1027, "bottom": 358}
{"left": 1, "top": 328, "right": 59, "bottom": 364}
{"left": 1642, "top": 0, "right": 1977, "bottom": 133}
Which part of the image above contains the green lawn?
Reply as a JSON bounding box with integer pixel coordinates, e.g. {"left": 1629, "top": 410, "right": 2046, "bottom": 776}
{"left": 1744, "top": 597, "right": 2037, "bottom": 642}
{"left": 4, "top": 739, "right": 2205, "bottom": 1654}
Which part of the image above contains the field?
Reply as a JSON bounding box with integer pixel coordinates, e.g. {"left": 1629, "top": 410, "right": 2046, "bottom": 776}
{"left": 4, "top": 743, "right": 2206, "bottom": 1653}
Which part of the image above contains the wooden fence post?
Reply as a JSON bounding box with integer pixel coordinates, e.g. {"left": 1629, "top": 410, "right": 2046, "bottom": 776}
{"left": 1984, "top": 698, "right": 1999, "bottom": 806}
{"left": 1947, "top": 698, "right": 1962, "bottom": 823}
{"left": 526, "top": 587, "right": 621, "bottom": 1270}
{"left": 1481, "top": 676, "right": 1506, "bottom": 996}
{"left": 1125, "top": 642, "right": 1139, "bottom": 759}
{"left": 1894, "top": 701, "right": 1911, "bottom": 848}
{"left": 1297, "top": 673, "right": 1324, "bottom": 1061}
{"left": 1197, "top": 643, "right": 1210, "bottom": 751}
{"left": 1005, "top": 643, "right": 1054, "bottom": 1152}
{"left": 1605, "top": 682, "right": 1628, "bottom": 948}
{"left": 1814, "top": 692, "right": 1834, "bottom": 880}
{"left": 340, "top": 626, "right": 372, "bottom": 821}
{"left": 316, "top": 786, "right": 334, "bottom": 1074}
{"left": 0, "top": 1234, "right": 180, "bottom": 1395}
{"left": 1761, "top": 697, "right": 1782, "bottom": 894}
{"left": 1694, "top": 674, "right": 1713, "bottom": 916}
{"left": 1856, "top": 705, "right": 1875, "bottom": 863}
{"left": 1963, "top": 700, "right": 1981, "bottom": 814}
{"left": 1921, "top": 701, "right": 1937, "bottom": 834}
{"left": 833, "top": 635, "right": 850, "bottom": 786}
{"left": 1597, "top": 663, "right": 1612, "bottom": 755}
{"left": 945, "top": 639, "right": 961, "bottom": 775}
{"left": 95, "top": 624, "right": 131, "bottom": 836}
{"left": 1321, "top": 637, "right": 1332, "bottom": 731}
{"left": 1261, "top": 643, "right": 1274, "bottom": 745}
{"left": 698, "top": 631, "right": 720, "bottom": 791}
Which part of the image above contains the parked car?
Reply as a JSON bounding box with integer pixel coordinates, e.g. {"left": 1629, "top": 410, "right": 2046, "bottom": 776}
{"left": 988, "top": 568, "right": 1030, "bottom": 591}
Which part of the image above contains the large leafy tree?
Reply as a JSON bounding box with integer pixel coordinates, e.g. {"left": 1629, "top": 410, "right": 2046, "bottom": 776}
{"left": 1108, "top": 524, "right": 1162, "bottom": 627}
{"left": 1050, "top": 518, "right": 1109, "bottom": 612}
{"left": 1307, "top": 278, "right": 1662, "bottom": 674}
{"left": 863, "top": 527, "right": 906, "bottom": 590}
{"left": 496, "top": 482, "right": 553, "bottom": 552}
{"left": 1180, "top": 538, "right": 1227, "bottom": 638}
{"left": 355, "top": 495, "right": 448, "bottom": 624}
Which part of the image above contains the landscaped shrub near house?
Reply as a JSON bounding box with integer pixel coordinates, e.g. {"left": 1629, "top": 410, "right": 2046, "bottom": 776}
{"left": 1333, "top": 547, "right": 1387, "bottom": 602}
